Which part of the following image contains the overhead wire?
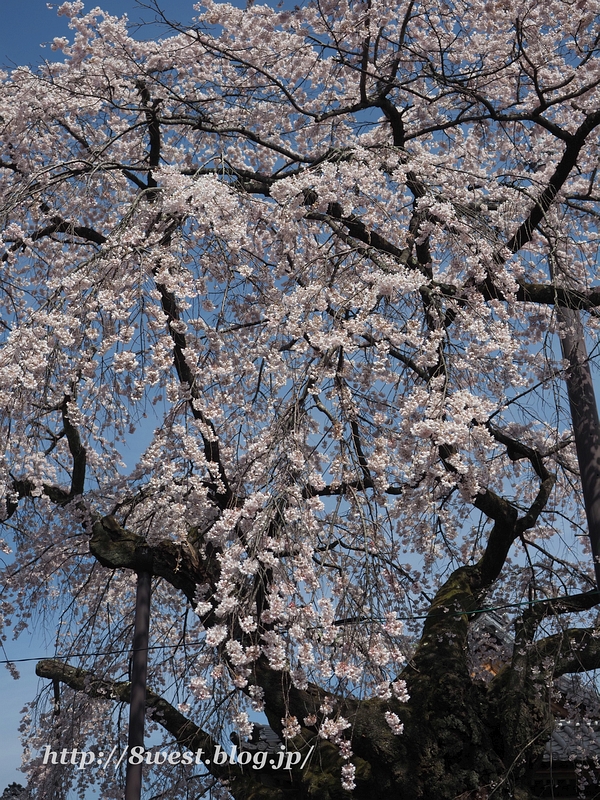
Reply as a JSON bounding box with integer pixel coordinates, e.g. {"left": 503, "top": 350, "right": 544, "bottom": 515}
{"left": 1, "top": 590, "right": 599, "bottom": 666}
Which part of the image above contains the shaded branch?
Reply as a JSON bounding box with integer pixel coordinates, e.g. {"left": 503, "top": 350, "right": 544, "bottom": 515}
{"left": 302, "top": 477, "right": 404, "bottom": 498}
{"left": 1, "top": 217, "right": 106, "bottom": 264}
{"left": 474, "top": 514, "right": 518, "bottom": 590}
{"left": 530, "top": 627, "right": 600, "bottom": 677}
{"left": 486, "top": 424, "right": 550, "bottom": 482}
{"left": 36, "top": 654, "right": 357, "bottom": 799}
{"left": 360, "top": 332, "right": 430, "bottom": 381}
{"left": 136, "top": 80, "right": 161, "bottom": 190}
{"left": 506, "top": 110, "right": 600, "bottom": 254}
{"left": 515, "top": 281, "right": 600, "bottom": 308}
{"left": 524, "top": 590, "right": 600, "bottom": 627}
{"left": 154, "top": 279, "right": 233, "bottom": 508}
{"left": 516, "top": 472, "right": 556, "bottom": 534}
{"left": 3, "top": 396, "right": 88, "bottom": 519}
{"left": 61, "top": 397, "right": 87, "bottom": 497}
{"left": 35, "top": 659, "right": 235, "bottom": 780}
{"left": 90, "top": 515, "right": 216, "bottom": 603}
{"left": 4, "top": 477, "right": 70, "bottom": 519}
{"left": 305, "top": 205, "right": 418, "bottom": 271}
{"left": 458, "top": 423, "right": 557, "bottom": 588}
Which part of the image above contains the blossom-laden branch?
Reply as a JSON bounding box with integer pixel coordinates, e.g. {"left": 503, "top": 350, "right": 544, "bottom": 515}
{"left": 35, "top": 660, "right": 219, "bottom": 764}
{"left": 34, "top": 659, "right": 293, "bottom": 800}
{"left": 4, "top": 2, "right": 600, "bottom": 798}
{"left": 36, "top": 654, "right": 402, "bottom": 800}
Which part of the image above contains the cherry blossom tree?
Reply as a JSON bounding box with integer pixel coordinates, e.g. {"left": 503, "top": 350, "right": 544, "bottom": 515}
{"left": 3, "top": 1, "right": 600, "bottom": 797}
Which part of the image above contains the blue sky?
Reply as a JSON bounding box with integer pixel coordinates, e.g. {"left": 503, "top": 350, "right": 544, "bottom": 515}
{"left": 0, "top": 1, "right": 205, "bottom": 69}
{"left": 0, "top": 2, "right": 220, "bottom": 791}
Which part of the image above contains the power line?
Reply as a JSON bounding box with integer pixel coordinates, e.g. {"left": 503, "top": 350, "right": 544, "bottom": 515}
{"left": 0, "top": 641, "right": 206, "bottom": 666}
{"left": 1, "top": 591, "right": 597, "bottom": 666}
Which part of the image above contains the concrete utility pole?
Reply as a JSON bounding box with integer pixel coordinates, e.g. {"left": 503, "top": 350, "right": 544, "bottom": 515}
{"left": 555, "top": 293, "right": 600, "bottom": 591}
{"left": 124, "top": 570, "right": 152, "bottom": 800}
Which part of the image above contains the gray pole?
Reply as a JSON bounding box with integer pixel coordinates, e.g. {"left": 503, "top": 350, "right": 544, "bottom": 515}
{"left": 125, "top": 570, "right": 152, "bottom": 800}
{"left": 556, "top": 301, "right": 600, "bottom": 591}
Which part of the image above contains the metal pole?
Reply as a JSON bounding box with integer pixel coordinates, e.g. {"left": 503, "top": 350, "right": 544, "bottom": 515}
{"left": 125, "top": 570, "right": 152, "bottom": 800}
